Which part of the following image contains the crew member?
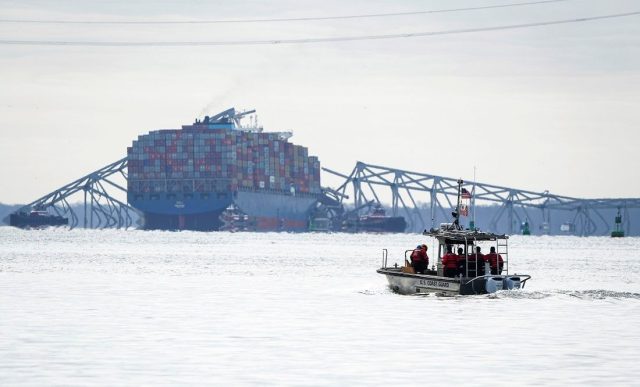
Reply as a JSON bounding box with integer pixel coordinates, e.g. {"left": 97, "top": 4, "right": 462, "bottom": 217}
{"left": 441, "top": 245, "right": 459, "bottom": 278}
{"left": 474, "top": 246, "right": 488, "bottom": 275}
{"left": 410, "top": 244, "right": 429, "bottom": 274}
{"left": 456, "top": 247, "right": 466, "bottom": 277}
{"left": 485, "top": 246, "right": 504, "bottom": 275}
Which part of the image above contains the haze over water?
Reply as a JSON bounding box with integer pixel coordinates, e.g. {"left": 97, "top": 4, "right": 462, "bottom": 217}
{"left": 1, "top": 228, "right": 639, "bottom": 385}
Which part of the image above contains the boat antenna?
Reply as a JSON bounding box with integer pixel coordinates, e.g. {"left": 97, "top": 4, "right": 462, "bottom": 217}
{"left": 472, "top": 166, "right": 476, "bottom": 230}
{"left": 452, "top": 178, "right": 463, "bottom": 230}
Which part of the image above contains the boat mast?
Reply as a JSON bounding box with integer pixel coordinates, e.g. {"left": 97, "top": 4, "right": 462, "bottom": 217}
{"left": 453, "top": 179, "right": 463, "bottom": 230}
{"left": 472, "top": 166, "right": 476, "bottom": 230}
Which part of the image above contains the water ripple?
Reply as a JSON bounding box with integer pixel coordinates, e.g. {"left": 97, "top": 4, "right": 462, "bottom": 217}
{"left": 491, "top": 289, "right": 640, "bottom": 300}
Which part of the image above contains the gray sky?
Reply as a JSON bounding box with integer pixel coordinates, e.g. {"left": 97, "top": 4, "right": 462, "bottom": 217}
{"left": 1, "top": 0, "right": 639, "bottom": 204}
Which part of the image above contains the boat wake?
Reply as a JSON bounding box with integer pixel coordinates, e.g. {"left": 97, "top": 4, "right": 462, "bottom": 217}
{"left": 490, "top": 289, "right": 640, "bottom": 300}
{"left": 556, "top": 289, "right": 640, "bottom": 300}
{"left": 358, "top": 289, "right": 388, "bottom": 296}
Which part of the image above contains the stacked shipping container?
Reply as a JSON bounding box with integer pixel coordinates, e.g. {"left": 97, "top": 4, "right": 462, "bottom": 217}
{"left": 127, "top": 124, "right": 321, "bottom": 197}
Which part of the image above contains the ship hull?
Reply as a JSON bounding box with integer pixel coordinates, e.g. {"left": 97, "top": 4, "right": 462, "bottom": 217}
{"left": 142, "top": 210, "right": 225, "bottom": 231}
{"left": 130, "top": 189, "right": 317, "bottom": 231}
{"left": 358, "top": 216, "right": 406, "bottom": 233}
{"left": 233, "top": 190, "right": 317, "bottom": 231}
{"left": 9, "top": 213, "right": 69, "bottom": 229}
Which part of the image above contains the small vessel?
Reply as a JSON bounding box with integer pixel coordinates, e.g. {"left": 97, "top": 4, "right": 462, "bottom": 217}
{"left": 377, "top": 179, "right": 531, "bottom": 295}
{"left": 9, "top": 210, "right": 68, "bottom": 229}
{"left": 219, "top": 204, "right": 254, "bottom": 232}
{"left": 343, "top": 205, "right": 406, "bottom": 233}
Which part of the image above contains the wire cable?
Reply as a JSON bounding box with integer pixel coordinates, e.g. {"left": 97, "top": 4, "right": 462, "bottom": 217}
{"left": 0, "top": 0, "right": 568, "bottom": 24}
{"left": 1, "top": 11, "right": 637, "bottom": 47}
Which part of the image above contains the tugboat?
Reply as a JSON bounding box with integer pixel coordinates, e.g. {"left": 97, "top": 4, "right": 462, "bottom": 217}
{"left": 9, "top": 209, "right": 68, "bottom": 229}
{"left": 377, "top": 179, "right": 531, "bottom": 295}
{"left": 354, "top": 205, "right": 406, "bottom": 233}
{"left": 219, "top": 204, "right": 254, "bottom": 232}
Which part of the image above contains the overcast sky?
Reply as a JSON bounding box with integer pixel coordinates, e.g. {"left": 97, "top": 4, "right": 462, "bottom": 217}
{"left": 1, "top": 0, "right": 639, "bottom": 204}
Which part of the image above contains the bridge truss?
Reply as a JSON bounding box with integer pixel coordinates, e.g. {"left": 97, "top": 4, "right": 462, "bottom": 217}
{"left": 12, "top": 158, "right": 139, "bottom": 229}
{"left": 324, "top": 162, "right": 639, "bottom": 236}
{"left": 11, "top": 158, "right": 638, "bottom": 235}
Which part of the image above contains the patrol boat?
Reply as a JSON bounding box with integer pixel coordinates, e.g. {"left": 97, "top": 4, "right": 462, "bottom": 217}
{"left": 377, "top": 179, "right": 531, "bottom": 295}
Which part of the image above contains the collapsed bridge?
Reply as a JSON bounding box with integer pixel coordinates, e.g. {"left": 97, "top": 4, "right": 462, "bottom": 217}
{"left": 7, "top": 158, "right": 138, "bottom": 229}
{"left": 323, "top": 161, "right": 640, "bottom": 236}
{"left": 7, "top": 158, "right": 640, "bottom": 236}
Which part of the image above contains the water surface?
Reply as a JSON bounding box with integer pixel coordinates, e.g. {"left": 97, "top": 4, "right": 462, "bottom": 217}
{"left": 1, "top": 229, "right": 639, "bottom": 385}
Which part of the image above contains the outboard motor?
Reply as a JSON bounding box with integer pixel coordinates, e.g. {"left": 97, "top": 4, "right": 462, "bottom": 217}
{"left": 493, "top": 277, "right": 504, "bottom": 291}
{"left": 504, "top": 276, "right": 521, "bottom": 290}
{"left": 485, "top": 277, "right": 499, "bottom": 293}
{"left": 503, "top": 277, "right": 514, "bottom": 290}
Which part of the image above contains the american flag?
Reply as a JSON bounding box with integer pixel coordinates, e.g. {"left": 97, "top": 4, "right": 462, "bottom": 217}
{"left": 461, "top": 188, "right": 472, "bottom": 199}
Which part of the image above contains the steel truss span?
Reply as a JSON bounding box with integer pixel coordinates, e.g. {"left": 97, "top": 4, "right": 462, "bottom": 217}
{"left": 11, "top": 158, "right": 139, "bottom": 229}
{"left": 324, "top": 161, "right": 640, "bottom": 236}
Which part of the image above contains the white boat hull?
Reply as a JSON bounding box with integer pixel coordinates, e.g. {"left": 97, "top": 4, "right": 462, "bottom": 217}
{"left": 379, "top": 270, "right": 461, "bottom": 295}
{"left": 377, "top": 268, "right": 529, "bottom": 295}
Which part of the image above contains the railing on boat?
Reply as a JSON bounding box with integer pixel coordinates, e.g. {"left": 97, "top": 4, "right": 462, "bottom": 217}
{"left": 381, "top": 248, "right": 388, "bottom": 268}
{"left": 380, "top": 249, "right": 414, "bottom": 269}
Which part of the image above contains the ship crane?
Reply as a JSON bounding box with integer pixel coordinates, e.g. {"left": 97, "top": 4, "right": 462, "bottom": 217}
{"left": 230, "top": 109, "right": 257, "bottom": 129}
{"left": 201, "top": 107, "right": 293, "bottom": 139}
{"left": 206, "top": 107, "right": 255, "bottom": 123}
{"left": 201, "top": 107, "right": 263, "bottom": 132}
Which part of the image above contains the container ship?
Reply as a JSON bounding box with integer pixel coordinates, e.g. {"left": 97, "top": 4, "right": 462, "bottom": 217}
{"left": 127, "top": 108, "right": 321, "bottom": 231}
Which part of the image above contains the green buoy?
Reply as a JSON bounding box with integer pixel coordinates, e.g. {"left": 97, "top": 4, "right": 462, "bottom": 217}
{"left": 521, "top": 220, "right": 531, "bottom": 235}
{"left": 611, "top": 209, "right": 625, "bottom": 238}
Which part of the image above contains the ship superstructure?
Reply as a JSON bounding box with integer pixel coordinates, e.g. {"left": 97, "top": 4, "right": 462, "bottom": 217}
{"left": 127, "top": 108, "right": 321, "bottom": 231}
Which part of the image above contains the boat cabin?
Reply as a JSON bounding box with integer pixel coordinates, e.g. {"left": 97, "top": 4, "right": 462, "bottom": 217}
{"left": 424, "top": 228, "right": 509, "bottom": 278}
